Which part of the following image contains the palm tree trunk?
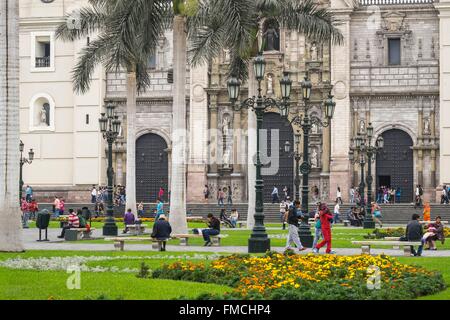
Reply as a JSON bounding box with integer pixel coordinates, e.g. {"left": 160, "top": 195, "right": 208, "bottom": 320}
{"left": 0, "top": 0, "right": 24, "bottom": 252}
{"left": 169, "top": 15, "right": 188, "bottom": 235}
{"left": 125, "top": 70, "right": 137, "bottom": 216}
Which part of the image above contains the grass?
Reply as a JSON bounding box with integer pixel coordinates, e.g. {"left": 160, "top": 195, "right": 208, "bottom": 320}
{"left": 0, "top": 250, "right": 448, "bottom": 300}
{"left": 0, "top": 250, "right": 231, "bottom": 300}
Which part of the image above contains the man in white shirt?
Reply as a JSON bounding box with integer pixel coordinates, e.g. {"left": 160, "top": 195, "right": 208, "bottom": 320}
{"left": 91, "top": 185, "right": 98, "bottom": 203}
{"left": 271, "top": 186, "right": 279, "bottom": 203}
{"left": 333, "top": 201, "right": 340, "bottom": 224}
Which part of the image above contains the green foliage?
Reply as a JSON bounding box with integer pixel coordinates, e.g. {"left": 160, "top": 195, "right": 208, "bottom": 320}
{"left": 84, "top": 294, "right": 124, "bottom": 300}
{"left": 136, "top": 262, "right": 151, "bottom": 278}
{"left": 364, "top": 228, "right": 406, "bottom": 239}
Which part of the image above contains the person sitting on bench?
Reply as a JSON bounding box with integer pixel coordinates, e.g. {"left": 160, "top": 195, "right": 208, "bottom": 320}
{"left": 405, "top": 213, "right": 424, "bottom": 257}
{"left": 58, "top": 209, "right": 79, "bottom": 239}
{"left": 123, "top": 208, "right": 135, "bottom": 234}
{"left": 151, "top": 214, "right": 172, "bottom": 251}
{"left": 203, "top": 213, "right": 220, "bottom": 246}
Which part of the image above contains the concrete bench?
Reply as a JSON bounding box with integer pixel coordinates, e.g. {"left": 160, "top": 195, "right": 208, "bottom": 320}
{"left": 105, "top": 237, "right": 171, "bottom": 251}
{"left": 237, "top": 221, "right": 246, "bottom": 228}
{"left": 352, "top": 240, "right": 422, "bottom": 256}
{"left": 125, "top": 224, "right": 148, "bottom": 235}
{"left": 343, "top": 220, "right": 350, "bottom": 227}
{"left": 186, "top": 216, "right": 204, "bottom": 221}
{"left": 420, "top": 221, "right": 448, "bottom": 224}
{"left": 64, "top": 228, "right": 96, "bottom": 241}
{"left": 172, "top": 233, "right": 228, "bottom": 246}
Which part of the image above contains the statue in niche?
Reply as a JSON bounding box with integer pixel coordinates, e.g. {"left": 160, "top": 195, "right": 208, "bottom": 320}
{"left": 223, "top": 49, "right": 230, "bottom": 63}
{"left": 40, "top": 103, "right": 50, "bottom": 126}
{"left": 311, "top": 148, "right": 319, "bottom": 168}
{"left": 222, "top": 115, "right": 230, "bottom": 137}
{"left": 263, "top": 23, "right": 279, "bottom": 51}
{"left": 310, "top": 42, "right": 318, "bottom": 60}
{"left": 311, "top": 121, "right": 319, "bottom": 134}
{"left": 424, "top": 118, "right": 431, "bottom": 135}
{"left": 359, "top": 119, "right": 365, "bottom": 134}
{"left": 157, "top": 37, "right": 167, "bottom": 69}
{"left": 266, "top": 74, "right": 274, "bottom": 95}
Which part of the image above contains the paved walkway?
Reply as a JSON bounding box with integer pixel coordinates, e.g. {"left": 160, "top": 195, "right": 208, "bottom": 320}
{"left": 21, "top": 228, "right": 450, "bottom": 257}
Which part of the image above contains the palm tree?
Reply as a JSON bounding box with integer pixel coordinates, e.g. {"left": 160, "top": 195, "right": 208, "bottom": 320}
{"left": 0, "top": 0, "right": 24, "bottom": 252}
{"left": 56, "top": 0, "right": 171, "bottom": 217}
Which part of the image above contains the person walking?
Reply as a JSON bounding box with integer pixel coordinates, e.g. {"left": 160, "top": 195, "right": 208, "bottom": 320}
{"left": 21, "top": 198, "right": 30, "bottom": 228}
{"left": 158, "top": 187, "right": 165, "bottom": 202}
{"left": 441, "top": 185, "right": 447, "bottom": 204}
{"left": 151, "top": 214, "right": 172, "bottom": 251}
{"left": 280, "top": 200, "right": 287, "bottom": 230}
{"left": 230, "top": 208, "right": 239, "bottom": 228}
{"left": 333, "top": 201, "right": 341, "bottom": 224}
{"left": 271, "top": 186, "right": 280, "bottom": 204}
{"left": 405, "top": 213, "right": 424, "bottom": 256}
{"left": 313, "top": 203, "right": 335, "bottom": 254}
{"left": 423, "top": 202, "right": 431, "bottom": 222}
{"left": 312, "top": 204, "right": 322, "bottom": 248}
{"left": 227, "top": 186, "right": 233, "bottom": 205}
{"left": 202, "top": 213, "right": 221, "bottom": 246}
{"left": 91, "top": 185, "right": 97, "bottom": 203}
{"left": 285, "top": 200, "right": 306, "bottom": 252}
{"left": 336, "top": 187, "right": 343, "bottom": 204}
{"left": 155, "top": 198, "right": 164, "bottom": 220}
{"left": 217, "top": 188, "right": 225, "bottom": 207}
{"left": 29, "top": 199, "right": 39, "bottom": 220}
{"left": 25, "top": 185, "right": 33, "bottom": 202}
{"left": 58, "top": 198, "right": 65, "bottom": 216}
{"left": 350, "top": 186, "right": 355, "bottom": 204}
{"left": 203, "top": 185, "right": 210, "bottom": 202}
{"left": 371, "top": 202, "right": 383, "bottom": 228}
{"left": 395, "top": 187, "right": 402, "bottom": 203}
{"left": 53, "top": 196, "right": 60, "bottom": 217}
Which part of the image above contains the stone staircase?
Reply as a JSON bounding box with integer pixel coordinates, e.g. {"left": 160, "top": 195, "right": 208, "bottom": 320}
{"left": 37, "top": 202, "right": 450, "bottom": 224}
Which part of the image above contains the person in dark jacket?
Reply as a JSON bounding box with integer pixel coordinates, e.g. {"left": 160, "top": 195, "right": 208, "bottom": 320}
{"left": 406, "top": 213, "right": 424, "bottom": 256}
{"left": 151, "top": 215, "right": 172, "bottom": 251}
{"left": 203, "top": 213, "right": 220, "bottom": 246}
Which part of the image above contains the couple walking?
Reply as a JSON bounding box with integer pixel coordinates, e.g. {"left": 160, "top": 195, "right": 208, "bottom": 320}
{"left": 285, "top": 201, "right": 334, "bottom": 254}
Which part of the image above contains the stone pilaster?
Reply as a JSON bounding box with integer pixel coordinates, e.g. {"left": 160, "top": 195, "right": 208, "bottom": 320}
{"left": 187, "top": 63, "right": 209, "bottom": 202}
{"left": 329, "top": 3, "right": 354, "bottom": 202}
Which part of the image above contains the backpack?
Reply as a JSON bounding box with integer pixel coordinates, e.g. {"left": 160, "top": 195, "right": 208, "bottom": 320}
{"left": 78, "top": 215, "right": 87, "bottom": 228}
{"left": 419, "top": 187, "right": 423, "bottom": 196}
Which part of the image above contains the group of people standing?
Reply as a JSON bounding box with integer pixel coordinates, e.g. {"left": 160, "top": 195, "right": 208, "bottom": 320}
{"left": 376, "top": 186, "right": 402, "bottom": 204}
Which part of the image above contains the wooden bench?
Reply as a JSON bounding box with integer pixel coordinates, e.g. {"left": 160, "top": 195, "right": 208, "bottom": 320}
{"left": 172, "top": 233, "right": 228, "bottom": 246}
{"left": 64, "top": 228, "right": 96, "bottom": 241}
{"left": 125, "top": 224, "right": 148, "bottom": 235}
{"left": 105, "top": 237, "right": 171, "bottom": 251}
{"left": 352, "top": 240, "right": 422, "bottom": 256}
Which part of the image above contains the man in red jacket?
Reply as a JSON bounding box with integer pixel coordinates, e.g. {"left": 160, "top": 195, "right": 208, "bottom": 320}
{"left": 313, "top": 203, "right": 336, "bottom": 254}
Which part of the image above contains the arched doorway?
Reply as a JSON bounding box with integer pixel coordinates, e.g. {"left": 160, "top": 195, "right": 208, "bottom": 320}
{"left": 261, "top": 112, "right": 294, "bottom": 202}
{"left": 376, "top": 129, "right": 413, "bottom": 203}
{"left": 136, "top": 133, "right": 169, "bottom": 202}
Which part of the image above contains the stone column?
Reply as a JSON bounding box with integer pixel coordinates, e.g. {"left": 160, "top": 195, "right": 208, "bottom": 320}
{"left": 187, "top": 63, "right": 208, "bottom": 202}
{"left": 329, "top": 3, "right": 354, "bottom": 203}
{"left": 418, "top": 110, "right": 424, "bottom": 186}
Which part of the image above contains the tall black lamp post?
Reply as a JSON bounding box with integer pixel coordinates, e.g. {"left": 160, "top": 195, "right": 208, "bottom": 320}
{"left": 281, "top": 77, "right": 335, "bottom": 247}
{"left": 227, "top": 54, "right": 292, "bottom": 253}
{"left": 19, "top": 141, "right": 34, "bottom": 203}
{"left": 352, "top": 123, "right": 384, "bottom": 229}
{"left": 99, "top": 101, "right": 122, "bottom": 236}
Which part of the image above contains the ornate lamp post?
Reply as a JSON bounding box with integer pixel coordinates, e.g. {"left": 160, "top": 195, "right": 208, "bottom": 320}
{"left": 352, "top": 123, "right": 384, "bottom": 229}
{"left": 284, "top": 131, "right": 302, "bottom": 201}
{"left": 99, "top": 101, "right": 122, "bottom": 236}
{"left": 19, "top": 140, "right": 34, "bottom": 203}
{"left": 281, "top": 77, "right": 335, "bottom": 247}
{"left": 227, "top": 54, "right": 292, "bottom": 253}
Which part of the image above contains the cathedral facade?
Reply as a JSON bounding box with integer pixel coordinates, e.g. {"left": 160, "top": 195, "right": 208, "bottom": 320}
{"left": 19, "top": 0, "right": 450, "bottom": 204}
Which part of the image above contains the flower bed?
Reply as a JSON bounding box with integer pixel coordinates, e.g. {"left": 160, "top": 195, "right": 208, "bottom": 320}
{"left": 152, "top": 252, "right": 446, "bottom": 300}
{"left": 365, "top": 227, "right": 450, "bottom": 239}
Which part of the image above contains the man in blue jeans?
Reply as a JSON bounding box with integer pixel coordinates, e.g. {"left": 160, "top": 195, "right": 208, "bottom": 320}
{"left": 202, "top": 213, "right": 220, "bottom": 246}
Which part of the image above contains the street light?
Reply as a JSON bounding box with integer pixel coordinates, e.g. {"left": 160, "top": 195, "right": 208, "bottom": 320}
{"left": 99, "top": 101, "right": 122, "bottom": 236}
{"left": 281, "top": 78, "right": 335, "bottom": 247}
{"left": 19, "top": 140, "right": 34, "bottom": 203}
{"left": 284, "top": 131, "right": 303, "bottom": 202}
{"left": 351, "top": 123, "right": 384, "bottom": 229}
{"left": 227, "top": 54, "right": 292, "bottom": 253}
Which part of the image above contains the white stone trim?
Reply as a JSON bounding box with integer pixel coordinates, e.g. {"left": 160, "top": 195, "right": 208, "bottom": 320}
{"left": 29, "top": 92, "right": 55, "bottom": 132}
{"left": 30, "top": 31, "right": 55, "bottom": 73}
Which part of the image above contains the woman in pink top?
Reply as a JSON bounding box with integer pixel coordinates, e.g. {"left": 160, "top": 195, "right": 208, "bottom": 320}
{"left": 59, "top": 199, "right": 65, "bottom": 215}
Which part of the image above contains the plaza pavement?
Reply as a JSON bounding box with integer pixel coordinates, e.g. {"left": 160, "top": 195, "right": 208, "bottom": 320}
{"left": 20, "top": 228, "right": 450, "bottom": 257}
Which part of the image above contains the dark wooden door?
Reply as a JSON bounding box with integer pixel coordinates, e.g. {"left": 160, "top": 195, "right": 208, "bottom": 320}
{"left": 136, "top": 133, "right": 168, "bottom": 202}
{"left": 261, "top": 112, "right": 294, "bottom": 202}
{"left": 376, "top": 129, "right": 414, "bottom": 203}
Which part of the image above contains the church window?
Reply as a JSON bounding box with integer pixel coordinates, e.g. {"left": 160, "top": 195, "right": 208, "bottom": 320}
{"left": 388, "top": 38, "right": 401, "bottom": 65}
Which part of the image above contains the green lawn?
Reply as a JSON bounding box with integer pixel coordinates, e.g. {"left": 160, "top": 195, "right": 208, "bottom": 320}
{"left": 0, "top": 250, "right": 448, "bottom": 300}
{"left": 0, "top": 251, "right": 231, "bottom": 300}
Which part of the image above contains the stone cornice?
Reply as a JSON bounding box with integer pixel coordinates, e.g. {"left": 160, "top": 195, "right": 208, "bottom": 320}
{"left": 350, "top": 92, "right": 439, "bottom": 99}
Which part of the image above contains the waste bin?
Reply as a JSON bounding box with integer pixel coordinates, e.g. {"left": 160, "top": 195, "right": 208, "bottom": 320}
{"left": 36, "top": 210, "right": 51, "bottom": 241}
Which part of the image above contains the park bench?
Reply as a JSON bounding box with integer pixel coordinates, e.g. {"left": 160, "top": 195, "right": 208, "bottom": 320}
{"left": 237, "top": 221, "right": 246, "bottom": 228}
{"left": 352, "top": 240, "right": 422, "bottom": 256}
{"left": 186, "top": 216, "right": 203, "bottom": 221}
{"left": 64, "top": 228, "right": 96, "bottom": 241}
{"left": 420, "top": 220, "right": 448, "bottom": 225}
{"left": 105, "top": 237, "right": 172, "bottom": 251}
{"left": 125, "top": 224, "right": 148, "bottom": 235}
{"left": 343, "top": 220, "right": 350, "bottom": 227}
{"left": 172, "top": 233, "right": 228, "bottom": 246}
